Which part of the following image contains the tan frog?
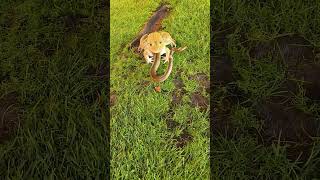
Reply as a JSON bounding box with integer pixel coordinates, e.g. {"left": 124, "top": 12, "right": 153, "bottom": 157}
{"left": 138, "top": 31, "right": 186, "bottom": 82}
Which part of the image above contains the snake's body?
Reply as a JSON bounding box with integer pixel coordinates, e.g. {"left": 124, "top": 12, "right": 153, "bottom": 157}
{"left": 150, "top": 47, "right": 187, "bottom": 82}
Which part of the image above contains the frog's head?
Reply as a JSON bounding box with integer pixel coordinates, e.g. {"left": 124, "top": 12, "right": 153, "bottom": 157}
{"left": 146, "top": 32, "right": 166, "bottom": 53}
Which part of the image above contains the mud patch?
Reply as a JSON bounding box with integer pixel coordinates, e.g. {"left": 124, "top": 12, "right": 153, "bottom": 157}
{"left": 171, "top": 90, "right": 184, "bottom": 106}
{"left": 249, "top": 34, "right": 316, "bottom": 66}
{"left": 189, "top": 73, "right": 210, "bottom": 93}
{"left": 265, "top": 80, "right": 299, "bottom": 106}
{"left": 249, "top": 35, "right": 320, "bottom": 100}
{"left": 173, "top": 129, "right": 193, "bottom": 148}
{"left": 213, "top": 56, "right": 235, "bottom": 85}
{"left": 257, "top": 102, "right": 320, "bottom": 161}
{"left": 171, "top": 70, "right": 187, "bottom": 106}
{"left": 211, "top": 111, "right": 234, "bottom": 139}
{"left": 110, "top": 92, "right": 117, "bottom": 107}
{"left": 211, "top": 97, "right": 235, "bottom": 138}
{"left": 296, "top": 64, "right": 320, "bottom": 100}
{"left": 173, "top": 71, "right": 185, "bottom": 90}
{"left": 0, "top": 93, "right": 21, "bottom": 143}
{"left": 211, "top": 24, "right": 244, "bottom": 139}
{"left": 286, "top": 144, "right": 314, "bottom": 162}
{"left": 129, "top": 4, "right": 172, "bottom": 53}
{"left": 222, "top": 84, "right": 248, "bottom": 106}
{"left": 257, "top": 102, "right": 320, "bottom": 143}
{"left": 166, "top": 119, "right": 181, "bottom": 130}
{"left": 190, "top": 92, "right": 209, "bottom": 111}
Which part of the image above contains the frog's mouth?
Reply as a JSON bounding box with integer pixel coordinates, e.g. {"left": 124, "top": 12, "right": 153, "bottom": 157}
{"left": 150, "top": 48, "right": 161, "bottom": 53}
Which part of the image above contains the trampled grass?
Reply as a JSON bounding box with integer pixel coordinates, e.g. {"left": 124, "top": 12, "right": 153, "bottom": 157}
{"left": 110, "top": 0, "right": 210, "bottom": 179}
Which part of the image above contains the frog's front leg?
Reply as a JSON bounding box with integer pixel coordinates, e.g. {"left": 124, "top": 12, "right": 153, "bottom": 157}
{"left": 163, "top": 47, "right": 171, "bottom": 64}
{"left": 143, "top": 49, "right": 154, "bottom": 64}
{"left": 159, "top": 47, "right": 167, "bottom": 61}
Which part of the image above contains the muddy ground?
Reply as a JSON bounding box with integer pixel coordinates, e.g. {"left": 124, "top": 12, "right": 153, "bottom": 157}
{"left": 212, "top": 22, "right": 320, "bottom": 162}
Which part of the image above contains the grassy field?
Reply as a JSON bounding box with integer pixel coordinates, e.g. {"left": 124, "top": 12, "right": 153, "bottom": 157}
{"left": 0, "top": 0, "right": 108, "bottom": 178}
{"left": 110, "top": 0, "right": 210, "bottom": 179}
{"left": 3, "top": 0, "right": 320, "bottom": 179}
{"left": 212, "top": 0, "right": 320, "bottom": 179}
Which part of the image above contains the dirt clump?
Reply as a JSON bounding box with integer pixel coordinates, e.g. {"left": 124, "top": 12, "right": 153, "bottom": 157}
{"left": 296, "top": 64, "right": 320, "bottom": 100}
{"left": 166, "top": 119, "right": 181, "bottom": 130}
{"left": 173, "top": 129, "right": 193, "bottom": 148}
{"left": 211, "top": 97, "right": 235, "bottom": 139}
{"left": 189, "top": 73, "right": 210, "bottom": 93}
{"left": 173, "top": 70, "right": 185, "bottom": 90}
{"left": 249, "top": 34, "right": 316, "bottom": 66}
{"left": 171, "top": 90, "right": 184, "bottom": 106}
{"left": 213, "top": 56, "right": 235, "bottom": 85}
{"left": 190, "top": 92, "right": 209, "bottom": 111}
{"left": 110, "top": 92, "right": 117, "bottom": 107}
{"left": 256, "top": 102, "right": 320, "bottom": 161}
{"left": 249, "top": 34, "right": 320, "bottom": 100}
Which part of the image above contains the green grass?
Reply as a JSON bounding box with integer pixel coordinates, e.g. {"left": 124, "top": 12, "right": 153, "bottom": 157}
{"left": 3, "top": 0, "right": 319, "bottom": 179}
{"left": 213, "top": 0, "right": 320, "bottom": 179}
{"left": 0, "top": 0, "right": 108, "bottom": 178}
{"left": 110, "top": 0, "right": 210, "bottom": 179}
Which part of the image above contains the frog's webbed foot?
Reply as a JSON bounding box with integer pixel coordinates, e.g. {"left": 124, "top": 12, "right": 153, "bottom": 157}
{"left": 146, "top": 55, "right": 154, "bottom": 64}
